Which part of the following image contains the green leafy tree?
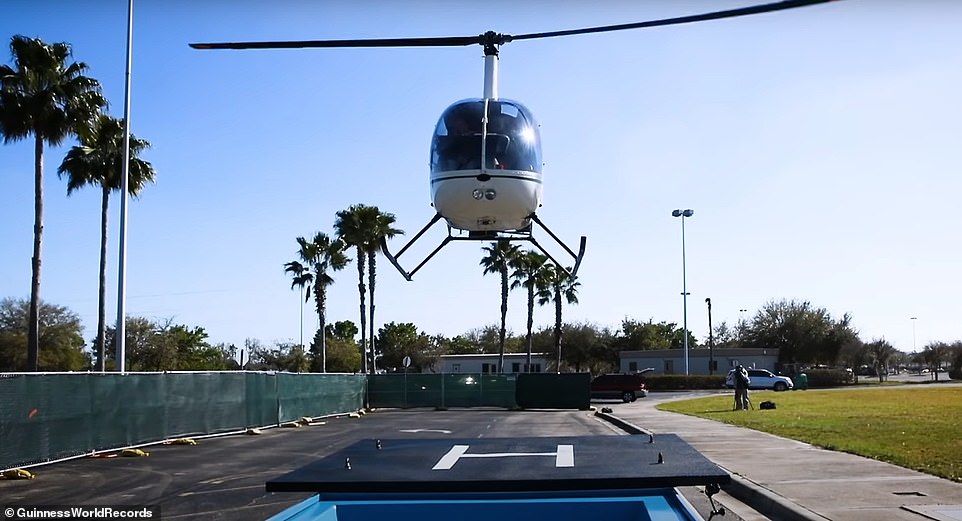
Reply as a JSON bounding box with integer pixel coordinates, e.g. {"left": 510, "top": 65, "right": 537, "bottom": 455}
{"left": 464, "top": 324, "right": 521, "bottom": 354}
{"left": 948, "top": 342, "right": 962, "bottom": 380}
{"left": 322, "top": 321, "right": 363, "bottom": 372}
{"left": 0, "top": 297, "right": 89, "bottom": 371}
{"left": 536, "top": 264, "right": 580, "bottom": 371}
{"left": 104, "top": 318, "right": 221, "bottom": 371}
{"left": 336, "top": 205, "right": 402, "bottom": 373}
{"left": 532, "top": 321, "right": 617, "bottom": 373}
{"left": 284, "top": 232, "right": 349, "bottom": 372}
{"left": 0, "top": 35, "right": 107, "bottom": 371}
{"left": 921, "top": 342, "right": 951, "bottom": 381}
{"left": 480, "top": 240, "right": 522, "bottom": 372}
{"left": 326, "top": 320, "right": 358, "bottom": 342}
{"left": 741, "top": 299, "right": 858, "bottom": 364}
{"left": 248, "top": 341, "right": 310, "bottom": 373}
{"left": 103, "top": 316, "right": 153, "bottom": 370}
{"left": 211, "top": 342, "right": 242, "bottom": 370}
{"left": 510, "top": 250, "right": 549, "bottom": 372}
{"left": 325, "top": 336, "right": 362, "bottom": 373}
{"left": 711, "top": 321, "right": 741, "bottom": 349}
{"left": 838, "top": 339, "right": 870, "bottom": 383}
{"left": 437, "top": 335, "right": 481, "bottom": 355}
{"left": 57, "top": 114, "right": 155, "bottom": 371}
{"left": 613, "top": 318, "right": 695, "bottom": 351}
{"left": 866, "top": 338, "right": 896, "bottom": 382}
{"left": 376, "top": 322, "right": 439, "bottom": 372}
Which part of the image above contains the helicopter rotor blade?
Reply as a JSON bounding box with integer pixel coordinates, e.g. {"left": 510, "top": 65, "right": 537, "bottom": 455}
{"left": 509, "top": 0, "right": 837, "bottom": 43}
{"left": 189, "top": 0, "right": 837, "bottom": 51}
{"left": 189, "top": 35, "right": 482, "bottom": 50}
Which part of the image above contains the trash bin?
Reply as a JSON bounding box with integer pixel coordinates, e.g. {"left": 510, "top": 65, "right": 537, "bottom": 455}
{"left": 797, "top": 372, "right": 808, "bottom": 390}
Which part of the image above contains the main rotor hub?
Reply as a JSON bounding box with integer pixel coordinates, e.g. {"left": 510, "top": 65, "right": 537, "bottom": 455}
{"left": 480, "top": 31, "right": 510, "bottom": 56}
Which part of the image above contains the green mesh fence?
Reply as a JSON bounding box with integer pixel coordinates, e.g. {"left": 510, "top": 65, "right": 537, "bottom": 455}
{"left": 276, "top": 373, "right": 366, "bottom": 423}
{"left": 368, "top": 374, "right": 517, "bottom": 409}
{"left": 165, "top": 372, "right": 247, "bottom": 436}
{"left": 246, "top": 372, "right": 277, "bottom": 428}
{"left": 516, "top": 373, "right": 591, "bottom": 409}
{"left": 0, "top": 372, "right": 365, "bottom": 471}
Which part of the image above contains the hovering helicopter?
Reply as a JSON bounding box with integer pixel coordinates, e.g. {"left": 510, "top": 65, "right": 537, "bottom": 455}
{"left": 190, "top": 0, "right": 835, "bottom": 281}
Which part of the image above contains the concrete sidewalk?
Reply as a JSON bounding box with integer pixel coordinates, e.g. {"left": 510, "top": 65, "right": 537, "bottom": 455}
{"left": 602, "top": 392, "right": 962, "bottom": 521}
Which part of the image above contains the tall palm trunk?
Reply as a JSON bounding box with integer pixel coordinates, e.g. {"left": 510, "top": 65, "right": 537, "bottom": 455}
{"left": 355, "top": 248, "right": 367, "bottom": 374}
{"left": 96, "top": 185, "right": 110, "bottom": 371}
{"left": 314, "top": 285, "right": 327, "bottom": 373}
{"left": 367, "top": 250, "right": 377, "bottom": 374}
{"left": 554, "top": 287, "right": 562, "bottom": 371}
{"left": 525, "top": 284, "right": 534, "bottom": 372}
{"left": 27, "top": 136, "right": 44, "bottom": 372}
{"left": 498, "top": 268, "right": 508, "bottom": 373}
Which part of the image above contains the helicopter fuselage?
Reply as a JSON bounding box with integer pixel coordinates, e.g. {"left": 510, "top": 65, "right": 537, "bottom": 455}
{"left": 429, "top": 98, "right": 543, "bottom": 232}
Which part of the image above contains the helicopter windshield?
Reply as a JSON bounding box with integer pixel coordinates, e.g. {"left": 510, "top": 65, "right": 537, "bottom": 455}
{"left": 431, "top": 99, "right": 542, "bottom": 174}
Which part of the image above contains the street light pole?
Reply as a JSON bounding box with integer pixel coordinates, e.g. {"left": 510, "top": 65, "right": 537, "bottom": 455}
{"left": 706, "top": 298, "right": 714, "bottom": 375}
{"left": 114, "top": 0, "right": 134, "bottom": 373}
{"left": 911, "top": 317, "right": 917, "bottom": 351}
{"left": 672, "top": 209, "right": 694, "bottom": 375}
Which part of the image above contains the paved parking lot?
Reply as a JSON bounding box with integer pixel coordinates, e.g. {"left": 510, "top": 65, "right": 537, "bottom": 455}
{"left": 1, "top": 409, "right": 643, "bottom": 520}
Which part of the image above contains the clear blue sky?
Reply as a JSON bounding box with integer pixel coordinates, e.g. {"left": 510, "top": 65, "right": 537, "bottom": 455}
{"left": 2, "top": 1, "right": 959, "bottom": 354}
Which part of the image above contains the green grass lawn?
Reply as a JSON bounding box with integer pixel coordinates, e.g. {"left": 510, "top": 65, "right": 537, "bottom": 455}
{"left": 657, "top": 387, "right": 962, "bottom": 482}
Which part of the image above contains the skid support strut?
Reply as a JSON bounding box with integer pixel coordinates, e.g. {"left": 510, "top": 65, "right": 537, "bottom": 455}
{"left": 381, "top": 213, "right": 586, "bottom": 281}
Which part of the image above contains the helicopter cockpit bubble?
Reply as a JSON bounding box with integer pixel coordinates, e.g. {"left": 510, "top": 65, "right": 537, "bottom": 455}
{"left": 430, "top": 99, "right": 542, "bottom": 175}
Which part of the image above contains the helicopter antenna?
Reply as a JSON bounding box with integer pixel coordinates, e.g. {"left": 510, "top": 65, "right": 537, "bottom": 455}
{"left": 190, "top": 0, "right": 837, "bottom": 51}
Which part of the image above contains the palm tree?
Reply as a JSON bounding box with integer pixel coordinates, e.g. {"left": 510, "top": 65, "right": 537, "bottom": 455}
{"left": 0, "top": 35, "right": 107, "bottom": 371}
{"left": 336, "top": 205, "right": 403, "bottom": 374}
{"left": 335, "top": 205, "right": 372, "bottom": 372}
{"left": 480, "top": 240, "right": 522, "bottom": 373}
{"left": 536, "top": 264, "right": 580, "bottom": 371}
{"left": 510, "top": 250, "right": 549, "bottom": 372}
{"left": 284, "top": 232, "right": 349, "bottom": 372}
{"left": 335, "top": 205, "right": 369, "bottom": 373}
{"left": 57, "top": 115, "right": 154, "bottom": 371}
{"left": 362, "top": 208, "right": 402, "bottom": 373}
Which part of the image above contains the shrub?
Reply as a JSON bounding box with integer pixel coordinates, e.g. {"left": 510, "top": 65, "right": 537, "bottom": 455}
{"left": 645, "top": 374, "right": 726, "bottom": 391}
{"left": 804, "top": 368, "right": 852, "bottom": 388}
{"left": 951, "top": 349, "right": 962, "bottom": 381}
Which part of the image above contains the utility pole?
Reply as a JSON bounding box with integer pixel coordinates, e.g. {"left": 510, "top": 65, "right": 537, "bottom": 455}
{"left": 706, "top": 298, "right": 714, "bottom": 375}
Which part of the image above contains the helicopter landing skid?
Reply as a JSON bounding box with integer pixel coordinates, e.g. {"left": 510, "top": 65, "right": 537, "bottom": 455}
{"left": 381, "top": 213, "right": 586, "bottom": 281}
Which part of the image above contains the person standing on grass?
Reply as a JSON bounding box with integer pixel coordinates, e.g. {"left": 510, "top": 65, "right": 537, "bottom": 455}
{"left": 734, "top": 365, "right": 751, "bottom": 410}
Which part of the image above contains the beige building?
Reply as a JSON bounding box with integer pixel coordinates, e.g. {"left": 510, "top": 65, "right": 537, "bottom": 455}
{"left": 433, "top": 353, "right": 551, "bottom": 374}
{"left": 619, "top": 347, "right": 780, "bottom": 375}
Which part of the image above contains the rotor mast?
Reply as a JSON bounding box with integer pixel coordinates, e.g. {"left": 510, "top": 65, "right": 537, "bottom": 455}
{"left": 482, "top": 33, "right": 500, "bottom": 100}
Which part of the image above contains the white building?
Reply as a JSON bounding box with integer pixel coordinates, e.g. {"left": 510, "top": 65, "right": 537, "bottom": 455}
{"left": 434, "top": 353, "right": 551, "bottom": 374}
{"left": 619, "top": 347, "right": 781, "bottom": 375}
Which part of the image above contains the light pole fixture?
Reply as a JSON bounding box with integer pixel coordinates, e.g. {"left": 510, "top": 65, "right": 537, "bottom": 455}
{"left": 672, "top": 208, "right": 694, "bottom": 375}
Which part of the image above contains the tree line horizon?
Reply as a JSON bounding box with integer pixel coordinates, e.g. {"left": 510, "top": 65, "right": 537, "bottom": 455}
{"left": 2, "top": 295, "right": 960, "bottom": 379}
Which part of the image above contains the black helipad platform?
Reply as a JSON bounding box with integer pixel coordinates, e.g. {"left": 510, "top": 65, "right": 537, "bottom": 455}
{"left": 267, "top": 435, "right": 729, "bottom": 494}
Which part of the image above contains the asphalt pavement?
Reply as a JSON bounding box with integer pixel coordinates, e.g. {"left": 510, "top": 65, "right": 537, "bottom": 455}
{"left": 600, "top": 390, "right": 962, "bottom": 521}
{"left": 5, "top": 392, "right": 960, "bottom": 521}
{"left": 0, "top": 409, "right": 621, "bottom": 521}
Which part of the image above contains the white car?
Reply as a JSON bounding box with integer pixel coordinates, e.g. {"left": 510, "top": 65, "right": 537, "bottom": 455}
{"left": 727, "top": 368, "right": 794, "bottom": 391}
